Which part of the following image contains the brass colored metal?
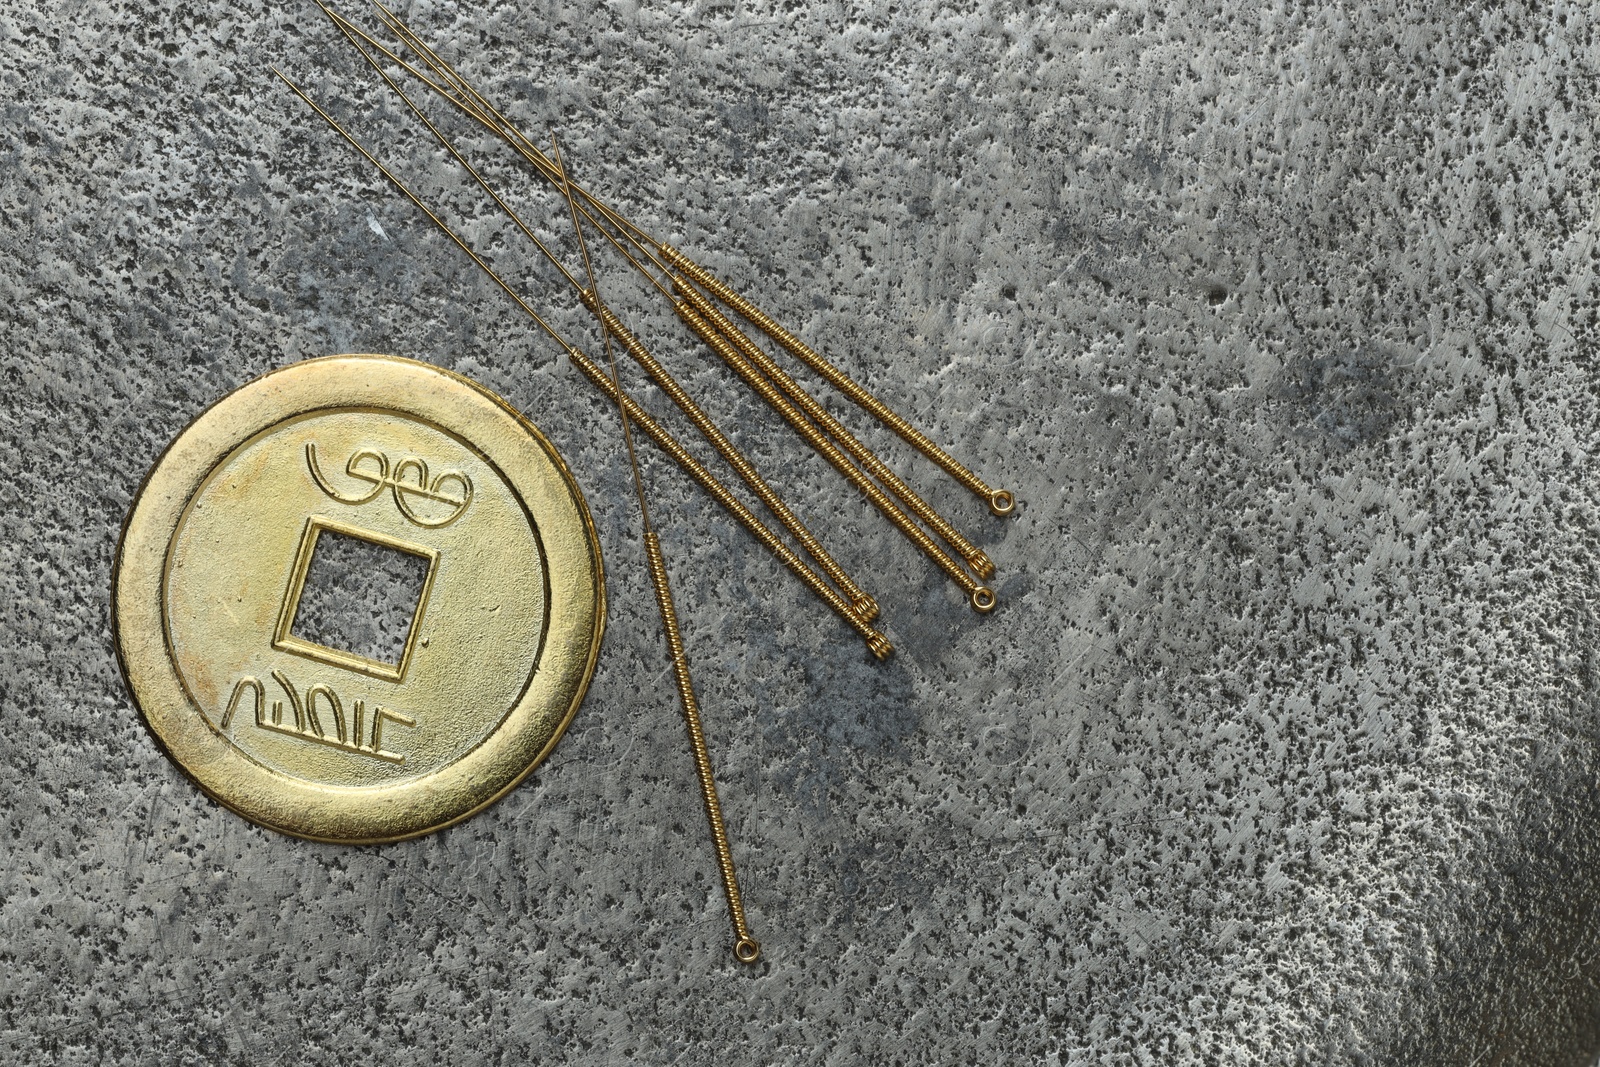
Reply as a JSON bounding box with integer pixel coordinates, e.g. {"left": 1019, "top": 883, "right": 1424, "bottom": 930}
{"left": 566, "top": 345, "right": 895, "bottom": 656}
{"left": 582, "top": 291, "right": 878, "bottom": 623}
{"left": 331, "top": 3, "right": 1011, "bottom": 528}
{"left": 113, "top": 355, "right": 606, "bottom": 843}
{"left": 644, "top": 533, "right": 761, "bottom": 963}
{"left": 357, "top": 2, "right": 652, "bottom": 266}
{"left": 318, "top": 1, "right": 583, "bottom": 300}
{"left": 676, "top": 298, "right": 997, "bottom": 612}
{"left": 673, "top": 278, "right": 995, "bottom": 581}
{"left": 662, "top": 245, "right": 1017, "bottom": 517}
{"left": 316, "top": 21, "right": 874, "bottom": 627}
{"left": 554, "top": 135, "right": 761, "bottom": 965}
{"left": 274, "top": 66, "right": 891, "bottom": 654}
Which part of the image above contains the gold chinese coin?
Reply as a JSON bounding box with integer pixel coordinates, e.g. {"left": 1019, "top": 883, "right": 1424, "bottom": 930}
{"left": 113, "top": 354, "right": 605, "bottom": 843}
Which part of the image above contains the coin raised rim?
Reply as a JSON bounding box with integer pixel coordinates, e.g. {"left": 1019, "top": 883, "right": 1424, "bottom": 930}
{"left": 112, "top": 354, "right": 605, "bottom": 843}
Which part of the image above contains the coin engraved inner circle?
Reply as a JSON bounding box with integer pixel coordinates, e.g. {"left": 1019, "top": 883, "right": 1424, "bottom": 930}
{"left": 162, "top": 408, "right": 549, "bottom": 788}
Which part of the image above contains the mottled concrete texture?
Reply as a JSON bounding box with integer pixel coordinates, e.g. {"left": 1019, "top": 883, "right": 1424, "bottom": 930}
{"left": 5, "top": 1, "right": 1600, "bottom": 1063}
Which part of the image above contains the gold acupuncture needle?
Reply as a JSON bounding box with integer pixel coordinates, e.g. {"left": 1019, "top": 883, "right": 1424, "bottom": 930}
{"left": 400, "top": 29, "right": 1016, "bottom": 525}
{"left": 659, "top": 248, "right": 1017, "bottom": 517}
{"left": 669, "top": 282, "right": 999, "bottom": 585}
{"left": 567, "top": 231, "right": 997, "bottom": 610}
{"left": 270, "top": 67, "right": 892, "bottom": 659}
{"left": 331, "top": 5, "right": 1007, "bottom": 596}
{"left": 317, "top": 2, "right": 881, "bottom": 626}
{"left": 527, "top": 200, "right": 1000, "bottom": 598}
{"left": 551, "top": 132, "right": 761, "bottom": 966}
{"left": 494, "top": 185, "right": 999, "bottom": 608}
{"left": 328, "top": 8, "right": 985, "bottom": 604}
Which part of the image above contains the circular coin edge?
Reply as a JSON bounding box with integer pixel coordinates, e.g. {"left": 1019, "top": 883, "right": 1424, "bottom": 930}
{"left": 112, "top": 354, "right": 606, "bottom": 843}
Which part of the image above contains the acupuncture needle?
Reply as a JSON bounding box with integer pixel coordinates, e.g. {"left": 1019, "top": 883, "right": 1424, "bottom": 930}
{"left": 552, "top": 219, "right": 1001, "bottom": 610}
{"left": 598, "top": 234, "right": 1000, "bottom": 612}
{"left": 270, "top": 68, "right": 892, "bottom": 660}
{"left": 351, "top": 0, "right": 1016, "bottom": 518}
{"left": 551, "top": 131, "right": 761, "bottom": 965}
{"left": 318, "top": 0, "right": 881, "bottom": 627}
{"left": 277, "top": 67, "right": 768, "bottom": 961}
{"left": 325, "top": 4, "right": 997, "bottom": 609}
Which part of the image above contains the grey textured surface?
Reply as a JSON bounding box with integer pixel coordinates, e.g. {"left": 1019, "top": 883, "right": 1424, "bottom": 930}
{"left": 4, "top": 1, "right": 1600, "bottom": 1063}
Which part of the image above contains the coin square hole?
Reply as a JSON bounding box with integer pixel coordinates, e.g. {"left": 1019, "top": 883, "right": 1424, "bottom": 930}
{"left": 290, "top": 527, "right": 432, "bottom": 669}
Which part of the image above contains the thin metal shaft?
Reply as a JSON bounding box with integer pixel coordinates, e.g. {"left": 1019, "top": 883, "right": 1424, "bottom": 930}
{"left": 550, "top": 139, "right": 649, "bottom": 525}
{"left": 553, "top": 136, "right": 759, "bottom": 965}
{"left": 662, "top": 247, "right": 1017, "bottom": 517}
{"left": 675, "top": 295, "right": 996, "bottom": 611}
{"left": 356, "top": 5, "right": 1014, "bottom": 521}
{"left": 672, "top": 279, "right": 996, "bottom": 580}
{"left": 270, "top": 68, "right": 570, "bottom": 354}
{"left": 316, "top": 1, "right": 584, "bottom": 293}
{"left": 366, "top": 0, "right": 670, "bottom": 269}
{"left": 274, "top": 67, "right": 892, "bottom": 657}
{"left": 320, "top": 0, "right": 877, "bottom": 624}
{"left": 643, "top": 530, "right": 759, "bottom": 963}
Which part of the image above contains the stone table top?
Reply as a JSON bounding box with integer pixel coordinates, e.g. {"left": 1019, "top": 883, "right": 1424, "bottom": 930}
{"left": 4, "top": 2, "right": 1599, "bottom": 1064}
